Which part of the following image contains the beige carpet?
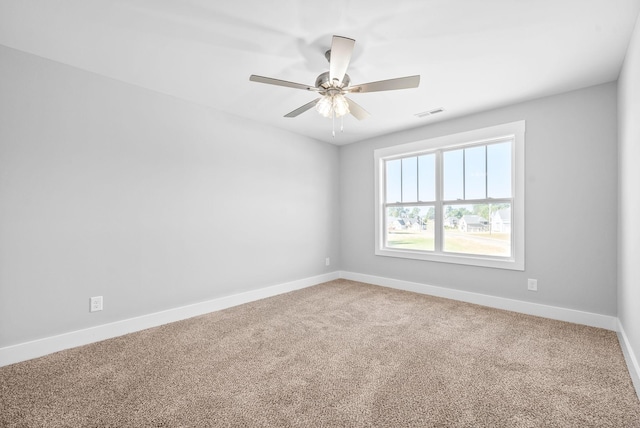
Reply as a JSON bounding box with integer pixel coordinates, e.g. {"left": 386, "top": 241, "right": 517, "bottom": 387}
{"left": 1, "top": 279, "right": 639, "bottom": 427}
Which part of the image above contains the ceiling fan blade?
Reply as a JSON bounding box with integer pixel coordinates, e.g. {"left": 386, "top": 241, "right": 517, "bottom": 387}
{"left": 346, "top": 75, "right": 420, "bottom": 93}
{"left": 250, "top": 75, "right": 318, "bottom": 91}
{"left": 346, "top": 97, "right": 370, "bottom": 121}
{"left": 284, "top": 98, "right": 320, "bottom": 118}
{"left": 329, "top": 36, "right": 355, "bottom": 86}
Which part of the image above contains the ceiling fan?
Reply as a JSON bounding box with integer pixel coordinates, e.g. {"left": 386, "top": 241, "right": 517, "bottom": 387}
{"left": 249, "top": 35, "right": 420, "bottom": 136}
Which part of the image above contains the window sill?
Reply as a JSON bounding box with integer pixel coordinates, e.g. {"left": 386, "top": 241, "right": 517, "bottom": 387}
{"left": 375, "top": 247, "right": 524, "bottom": 271}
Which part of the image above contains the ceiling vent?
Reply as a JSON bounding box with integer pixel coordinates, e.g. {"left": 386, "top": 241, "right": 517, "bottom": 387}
{"left": 415, "top": 108, "right": 444, "bottom": 118}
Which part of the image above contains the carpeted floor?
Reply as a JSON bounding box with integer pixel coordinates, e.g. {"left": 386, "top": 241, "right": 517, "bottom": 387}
{"left": 1, "top": 279, "right": 639, "bottom": 427}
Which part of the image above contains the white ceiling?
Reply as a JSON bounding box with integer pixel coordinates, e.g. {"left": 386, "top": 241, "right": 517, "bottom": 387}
{"left": 1, "top": 0, "right": 639, "bottom": 145}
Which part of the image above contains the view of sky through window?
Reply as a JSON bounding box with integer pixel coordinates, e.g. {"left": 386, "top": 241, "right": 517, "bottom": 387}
{"left": 386, "top": 141, "right": 511, "bottom": 203}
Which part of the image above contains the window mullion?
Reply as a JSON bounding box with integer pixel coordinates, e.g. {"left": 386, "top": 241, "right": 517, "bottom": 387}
{"left": 400, "top": 158, "right": 403, "bottom": 203}
{"left": 485, "top": 145, "right": 488, "bottom": 199}
{"left": 435, "top": 150, "right": 443, "bottom": 253}
{"left": 462, "top": 148, "right": 466, "bottom": 200}
{"left": 415, "top": 156, "right": 419, "bottom": 202}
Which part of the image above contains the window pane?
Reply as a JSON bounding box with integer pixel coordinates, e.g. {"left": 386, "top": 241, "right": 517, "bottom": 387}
{"left": 443, "top": 203, "right": 511, "bottom": 257}
{"left": 418, "top": 154, "right": 435, "bottom": 202}
{"left": 386, "top": 206, "right": 434, "bottom": 251}
{"left": 402, "top": 157, "right": 417, "bottom": 203}
{"left": 464, "top": 146, "right": 486, "bottom": 200}
{"left": 386, "top": 159, "right": 401, "bottom": 203}
{"left": 487, "top": 141, "right": 512, "bottom": 198}
{"left": 443, "top": 149, "right": 463, "bottom": 200}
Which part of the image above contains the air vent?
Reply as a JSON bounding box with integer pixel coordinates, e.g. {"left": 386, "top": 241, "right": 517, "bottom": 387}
{"left": 415, "top": 108, "right": 445, "bottom": 118}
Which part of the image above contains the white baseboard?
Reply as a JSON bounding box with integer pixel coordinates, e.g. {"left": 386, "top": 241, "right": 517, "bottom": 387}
{"left": 617, "top": 321, "right": 640, "bottom": 398}
{"left": 0, "top": 272, "right": 339, "bottom": 367}
{"left": 339, "top": 271, "right": 619, "bottom": 331}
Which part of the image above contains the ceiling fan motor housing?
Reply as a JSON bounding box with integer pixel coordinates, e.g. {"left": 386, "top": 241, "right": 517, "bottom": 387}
{"left": 315, "top": 71, "right": 350, "bottom": 91}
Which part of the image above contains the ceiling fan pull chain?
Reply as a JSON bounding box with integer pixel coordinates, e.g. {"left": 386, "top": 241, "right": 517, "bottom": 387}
{"left": 341, "top": 115, "right": 344, "bottom": 133}
{"left": 332, "top": 112, "right": 336, "bottom": 138}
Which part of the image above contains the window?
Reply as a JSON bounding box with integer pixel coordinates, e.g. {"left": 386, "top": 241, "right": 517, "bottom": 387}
{"left": 374, "top": 121, "right": 525, "bottom": 270}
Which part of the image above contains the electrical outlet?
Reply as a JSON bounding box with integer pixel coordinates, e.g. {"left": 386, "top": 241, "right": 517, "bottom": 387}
{"left": 90, "top": 296, "right": 103, "bottom": 312}
{"left": 325, "top": 257, "right": 331, "bottom": 266}
{"left": 527, "top": 279, "right": 538, "bottom": 292}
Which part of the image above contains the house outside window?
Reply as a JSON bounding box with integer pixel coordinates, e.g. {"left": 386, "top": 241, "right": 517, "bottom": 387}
{"left": 374, "top": 121, "right": 525, "bottom": 270}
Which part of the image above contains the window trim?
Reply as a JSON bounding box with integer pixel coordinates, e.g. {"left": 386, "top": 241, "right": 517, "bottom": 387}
{"left": 374, "top": 121, "right": 525, "bottom": 271}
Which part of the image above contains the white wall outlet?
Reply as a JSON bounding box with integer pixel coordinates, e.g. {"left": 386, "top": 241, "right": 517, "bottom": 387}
{"left": 325, "top": 257, "right": 330, "bottom": 266}
{"left": 527, "top": 279, "right": 538, "bottom": 292}
{"left": 90, "top": 296, "right": 103, "bottom": 312}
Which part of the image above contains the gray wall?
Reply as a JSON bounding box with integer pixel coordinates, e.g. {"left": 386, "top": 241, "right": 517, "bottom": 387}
{"left": 0, "top": 45, "right": 340, "bottom": 347}
{"left": 618, "top": 14, "right": 640, "bottom": 373}
{"left": 340, "top": 82, "right": 618, "bottom": 316}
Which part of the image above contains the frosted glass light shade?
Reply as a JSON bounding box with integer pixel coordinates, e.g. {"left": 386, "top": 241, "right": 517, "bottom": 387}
{"left": 333, "top": 94, "right": 350, "bottom": 117}
{"left": 315, "top": 96, "right": 332, "bottom": 117}
{"left": 315, "top": 93, "right": 350, "bottom": 118}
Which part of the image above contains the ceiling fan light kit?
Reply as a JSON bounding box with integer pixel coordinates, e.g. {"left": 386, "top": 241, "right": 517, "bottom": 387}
{"left": 316, "top": 93, "right": 349, "bottom": 118}
{"left": 249, "top": 35, "right": 421, "bottom": 138}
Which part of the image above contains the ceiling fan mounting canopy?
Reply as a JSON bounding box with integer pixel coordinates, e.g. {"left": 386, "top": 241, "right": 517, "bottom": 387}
{"left": 249, "top": 35, "right": 420, "bottom": 124}
{"left": 324, "top": 49, "right": 332, "bottom": 63}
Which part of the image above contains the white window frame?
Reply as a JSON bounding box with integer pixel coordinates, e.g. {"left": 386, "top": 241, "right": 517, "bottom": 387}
{"left": 374, "top": 121, "right": 525, "bottom": 271}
